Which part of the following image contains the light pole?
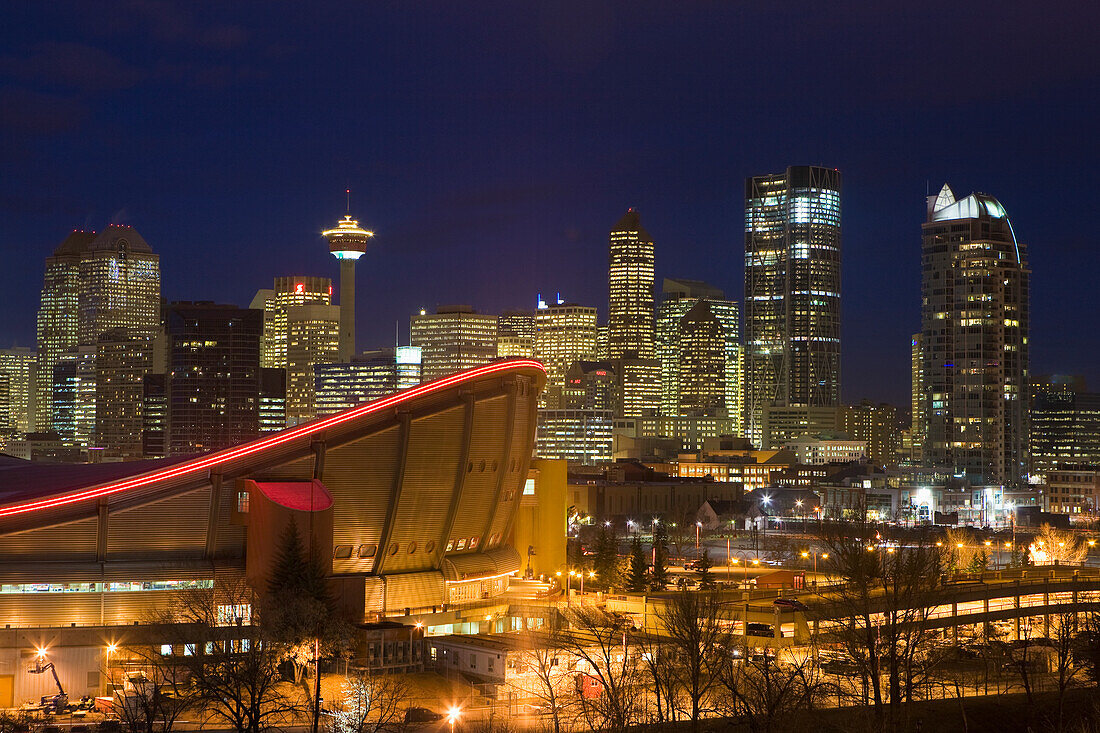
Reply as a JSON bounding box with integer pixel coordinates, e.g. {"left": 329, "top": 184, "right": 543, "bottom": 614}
{"left": 731, "top": 551, "right": 760, "bottom": 588}
{"left": 800, "top": 550, "right": 829, "bottom": 584}
{"left": 695, "top": 521, "right": 701, "bottom": 552}
{"left": 447, "top": 706, "right": 461, "bottom": 733}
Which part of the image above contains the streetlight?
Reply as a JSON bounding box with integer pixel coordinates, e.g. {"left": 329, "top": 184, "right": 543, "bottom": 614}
{"left": 447, "top": 706, "right": 461, "bottom": 733}
{"left": 801, "top": 550, "right": 829, "bottom": 581}
{"left": 695, "top": 521, "right": 702, "bottom": 552}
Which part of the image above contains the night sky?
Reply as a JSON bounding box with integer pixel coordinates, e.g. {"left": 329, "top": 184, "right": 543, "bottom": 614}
{"left": 1, "top": 1, "right": 1096, "bottom": 410}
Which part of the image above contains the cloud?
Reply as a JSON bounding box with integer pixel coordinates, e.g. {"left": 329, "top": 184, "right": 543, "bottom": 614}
{"left": 0, "top": 88, "right": 86, "bottom": 135}
{"left": 0, "top": 42, "right": 146, "bottom": 93}
{"left": 89, "top": 0, "right": 249, "bottom": 50}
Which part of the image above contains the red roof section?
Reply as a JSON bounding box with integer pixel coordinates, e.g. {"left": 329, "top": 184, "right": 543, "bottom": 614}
{"left": 253, "top": 479, "right": 333, "bottom": 512}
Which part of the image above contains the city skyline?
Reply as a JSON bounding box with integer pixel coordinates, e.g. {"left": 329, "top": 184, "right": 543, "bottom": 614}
{"left": 1, "top": 3, "right": 1097, "bottom": 410}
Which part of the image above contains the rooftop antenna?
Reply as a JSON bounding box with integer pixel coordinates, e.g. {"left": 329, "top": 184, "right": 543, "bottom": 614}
{"left": 395, "top": 320, "right": 399, "bottom": 348}
{"left": 346, "top": 188, "right": 351, "bottom": 214}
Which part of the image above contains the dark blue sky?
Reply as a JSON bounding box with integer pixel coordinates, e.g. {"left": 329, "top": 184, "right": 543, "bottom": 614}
{"left": 1, "top": 1, "right": 1096, "bottom": 409}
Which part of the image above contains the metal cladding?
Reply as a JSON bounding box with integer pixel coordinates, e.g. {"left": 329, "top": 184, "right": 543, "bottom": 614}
{"left": 0, "top": 359, "right": 545, "bottom": 626}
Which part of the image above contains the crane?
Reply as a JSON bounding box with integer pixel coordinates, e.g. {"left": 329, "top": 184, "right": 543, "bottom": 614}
{"left": 28, "top": 656, "right": 68, "bottom": 712}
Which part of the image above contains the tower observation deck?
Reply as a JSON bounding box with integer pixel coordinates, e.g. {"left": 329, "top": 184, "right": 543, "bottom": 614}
{"left": 322, "top": 212, "right": 374, "bottom": 361}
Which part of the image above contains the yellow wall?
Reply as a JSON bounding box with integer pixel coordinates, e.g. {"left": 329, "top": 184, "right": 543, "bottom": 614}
{"left": 512, "top": 458, "right": 567, "bottom": 579}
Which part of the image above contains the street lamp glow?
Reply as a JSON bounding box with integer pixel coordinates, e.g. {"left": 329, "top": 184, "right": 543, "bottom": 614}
{"left": 35, "top": 648, "right": 47, "bottom": 658}
{"left": 106, "top": 643, "right": 118, "bottom": 654}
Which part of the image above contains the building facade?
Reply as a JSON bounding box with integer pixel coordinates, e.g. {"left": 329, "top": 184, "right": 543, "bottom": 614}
{"left": 1030, "top": 375, "right": 1100, "bottom": 479}
{"left": 535, "top": 409, "right": 614, "bottom": 465}
{"left": 839, "top": 401, "right": 900, "bottom": 468}
{"left": 0, "top": 347, "right": 36, "bottom": 436}
{"left": 533, "top": 300, "right": 597, "bottom": 408}
{"left": 315, "top": 347, "right": 423, "bottom": 416}
{"left": 497, "top": 310, "right": 535, "bottom": 359}
{"left": 411, "top": 306, "right": 498, "bottom": 382}
{"left": 657, "top": 278, "right": 741, "bottom": 432}
{"left": 160, "top": 302, "right": 271, "bottom": 454}
{"left": 607, "top": 209, "right": 655, "bottom": 361}
{"left": 744, "top": 166, "right": 841, "bottom": 446}
{"left": 286, "top": 303, "right": 341, "bottom": 425}
{"left": 919, "top": 184, "right": 1029, "bottom": 487}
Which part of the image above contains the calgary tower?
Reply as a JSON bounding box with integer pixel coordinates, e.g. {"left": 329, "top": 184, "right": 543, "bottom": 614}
{"left": 322, "top": 191, "right": 374, "bottom": 361}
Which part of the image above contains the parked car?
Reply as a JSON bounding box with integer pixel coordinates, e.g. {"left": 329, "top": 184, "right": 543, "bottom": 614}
{"left": 404, "top": 707, "right": 444, "bottom": 723}
{"left": 773, "top": 597, "right": 808, "bottom": 611}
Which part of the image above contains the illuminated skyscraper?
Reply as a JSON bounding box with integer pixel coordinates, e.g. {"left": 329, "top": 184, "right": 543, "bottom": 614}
{"left": 322, "top": 209, "right": 373, "bottom": 362}
{"left": 78, "top": 225, "right": 161, "bottom": 344}
{"left": 919, "top": 184, "right": 1029, "bottom": 486}
{"left": 286, "top": 303, "right": 341, "bottom": 425}
{"left": 656, "top": 278, "right": 741, "bottom": 431}
{"left": 533, "top": 298, "right": 597, "bottom": 408}
{"left": 910, "top": 333, "right": 924, "bottom": 462}
{"left": 608, "top": 210, "right": 659, "bottom": 418}
{"left": 410, "top": 306, "right": 498, "bottom": 381}
{"left": 35, "top": 230, "right": 95, "bottom": 431}
{"left": 36, "top": 225, "right": 160, "bottom": 449}
{"left": 497, "top": 310, "right": 535, "bottom": 358}
{"left": 607, "top": 209, "right": 655, "bottom": 360}
{"left": 744, "top": 166, "right": 841, "bottom": 447}
{"left": 263, "top": 277, "right": 333, "bottom": 370}
{"left": 0, "top": 347, "right": 36, "bottom": 435}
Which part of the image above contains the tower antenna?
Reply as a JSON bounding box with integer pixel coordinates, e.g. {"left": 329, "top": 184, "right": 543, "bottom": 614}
{"left": 346, "top": 188, "right": 351, "bottom": 214}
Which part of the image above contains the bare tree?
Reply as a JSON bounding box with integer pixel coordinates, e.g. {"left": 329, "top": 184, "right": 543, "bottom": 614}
{"left": 1030, "top": 525, "right": 1089, "bottom": 566}
{"left": 655, "top": 590, "right": 727, "bottom": 731}
{"left": 813, "top": 520, "right": 944, "bottom": 731}
{"left": 1051, "top": 610, "right": 1085, "bottom": 732}
{"left": 635, "top": 628, "right": 679, "bottom": 725}
{"left": 561, "top": 607, "right": 641, "bottom": 732}
{"left": 107, "top": 642, "right": 196, "bottom": 733}
{"left": 508, "top": 630, "right": 573, "bottom": 733}
{"left": 329, "top": 668, "right": 409, "bottom": 733}
{"left": 714, "top": 645, "right": 820, "bottom": 733}
{"left": 163, "top": 578, "right": 303, "bottom": 733}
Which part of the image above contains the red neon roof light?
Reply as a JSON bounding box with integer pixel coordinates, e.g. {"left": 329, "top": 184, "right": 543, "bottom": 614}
{"left": 0, "top": 360, "right": 544, "bottom": 519}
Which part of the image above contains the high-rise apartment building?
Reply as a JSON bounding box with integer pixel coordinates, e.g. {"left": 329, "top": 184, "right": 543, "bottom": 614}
{"left": 839, "top": 401, "right": 900, "bottom": 468}
{"left": 536, "top": 410, "right": 614, "bottom": 465}
{"left": 657, "top": 278, "right": 741, "bottom": 431}
{"left": 534, "top": 299, "right": 598, "bottom": 408}
{"left": 744, "top": 166, "right": 841, "bottom": 446}
{"left": 315, "top": 346, "right": 423, "bottom": 416}
{"left": 1029, "top": 375, "right": 1100, "bottom": 478}
{"left": 410, "top": 306, "right": 498, "bottom": 382}
{"left": 497, "top": 310, "right": 535, "bottom": 359}
{"left": 250, "top": 288, "right": 276, "bottom": 368}
{"left": 607, "top": 209, "right": 655, "bottom": 360}
{"left": 286, "top": 303, "right": 341, "bottom": 425}
{"left": 0, "top": 347, "right": 36, "bottom": 435}
{"left": 919, "top": 184, "right": 1029, "bottom": 487}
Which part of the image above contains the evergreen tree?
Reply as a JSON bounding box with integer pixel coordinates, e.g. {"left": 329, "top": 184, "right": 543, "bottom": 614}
{"left": 593, "top": 524, "right": 621, "bottom": 589}
{"left": 695, "top": 549, "right": 715, "bottom": 589}
{"left": 967, "top": 548, "right": 989, "bottom": 573}
{"left": 650, "top": 521, "right": 670, "bottom": 591}
{"left": 626, "top": 536, "right": 648, "bottom": 592}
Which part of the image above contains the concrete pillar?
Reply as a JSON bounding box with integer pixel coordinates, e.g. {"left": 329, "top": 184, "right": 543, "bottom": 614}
{"left": 952, "top": 601, "right": 959, "bottom": 644}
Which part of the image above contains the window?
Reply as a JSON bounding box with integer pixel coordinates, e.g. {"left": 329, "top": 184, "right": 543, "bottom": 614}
{"left": 425, "top": 540, "right": 436, "bottom": 553}
{"left": 456, "top": 538, "right": 467, "bottom": 551}
{"left": 358, "top": 544, "right": 377, "bottom": 559}
{"left": 333, "top": 545, "right": 353, "bottom": 559}
{"left": 407, "top": 542, "right": 418, "bottom": 554}
{"left": 237, "top": 491, "right": 249, "bottom": 513}
{"left": 469, "top": 536, "right": 479, "bottom": 550}
{"left": 445, "top": 540, "right": 454, "bottom": 552}
{"left": 388, "top": 543, "right": 399, "bottom": 556}
{"left": 160, "top": 644, "right": 172, "bottom": 656}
